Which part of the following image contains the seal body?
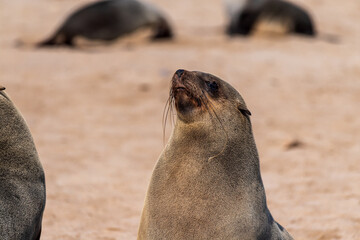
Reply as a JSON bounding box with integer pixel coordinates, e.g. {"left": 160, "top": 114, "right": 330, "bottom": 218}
{"left": 224, "top": 0, "right": 316, "bottom": 36}
{"left": 0, "top": 88, "right": 46, "bottom": 240}
{"left": 138, "top": 70, "right": 293, "bottom": 240}
{"left": 38, "top": 0, "right": 173, "bottom": 47}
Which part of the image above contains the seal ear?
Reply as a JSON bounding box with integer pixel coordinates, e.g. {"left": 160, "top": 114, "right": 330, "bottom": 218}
{"left": 238, "top": 105, "right": 251, "bottom": 116}
{"left": 0, "top": 85, "right": 5, "bottom": 91}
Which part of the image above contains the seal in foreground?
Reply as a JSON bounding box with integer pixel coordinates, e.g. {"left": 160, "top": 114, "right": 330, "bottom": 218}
{"left": 0, "top": 87, "right": 46, "bottom": 240}
{"left": 38, "top": 0, "right": 173, "bottom": 47}
{"left": 224, "top": 0, "right": 316, "bottom": 36}
{"left": 138, "top": 70, "right": 293, "bottom": 240}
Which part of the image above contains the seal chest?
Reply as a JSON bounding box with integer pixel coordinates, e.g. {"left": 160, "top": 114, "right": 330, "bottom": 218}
{"left": 138, "top": 70, "right": 294, "bottom": 240}
{"left": 0, "top": 88, "right": 46, "bottom": 240}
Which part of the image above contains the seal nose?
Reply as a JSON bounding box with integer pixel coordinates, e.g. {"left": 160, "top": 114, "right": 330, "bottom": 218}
{"left": 175, "top": 69, "right": 185, "bottom": 78}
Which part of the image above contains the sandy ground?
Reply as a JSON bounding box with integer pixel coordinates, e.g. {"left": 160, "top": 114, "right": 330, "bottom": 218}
{"left": 0, "top": 0, "right": 360, "bottom": 239}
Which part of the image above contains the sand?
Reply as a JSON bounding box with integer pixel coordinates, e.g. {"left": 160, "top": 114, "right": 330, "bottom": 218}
{"left": 0, "top": 0, "right": 359, "bottom": 239}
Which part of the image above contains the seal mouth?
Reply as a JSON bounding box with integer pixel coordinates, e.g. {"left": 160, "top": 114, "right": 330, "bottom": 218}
{"left": 175, "top": 87, "right": 186, "bottom": 91}
{"left": 173, "top": 87, "right": 194, "bottom": 98}
{"left": 170, "top": 71, "right": 202, "bottom": 114}
{"left": 173, "top": 86, "right": 187, "bottom": 94}
{"left": 172, "top": 86, "right": 199, "bottom": 108}
{"left": 171, "top": 73, "right": 191, "bottom": 98}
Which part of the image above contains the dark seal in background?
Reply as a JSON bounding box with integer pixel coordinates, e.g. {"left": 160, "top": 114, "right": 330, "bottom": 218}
{"left": 224, "top": 0, "right": 316, "bottom": 36}
{"left": 38, "top": 0, "right": 173, "bottom": 47}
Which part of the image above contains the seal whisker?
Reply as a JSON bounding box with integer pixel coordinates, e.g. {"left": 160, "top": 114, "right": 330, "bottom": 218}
{"left": 163, "top": 87, "right": 177, "bottom": 144}
{"left": 162, "top": 96, "right": 172, "bottom": 144}
{"left": 184, "top": 81, "right": 200, "bottom": 99}
{"left": 198, "top": 92, "right": 229, "bottom": 161}
{"left": 169, "top": 91, "right": 176, "bottom": 126}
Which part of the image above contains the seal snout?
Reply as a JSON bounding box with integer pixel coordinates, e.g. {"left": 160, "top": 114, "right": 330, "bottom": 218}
{"left": 171, "top": 69, "right": 203, "bottom": 115}
{"left": 172, "top": 69, "right": 188, "bottom": 92}
{"left": 172, "top": 75, "right": 186, "bottom": 91}
{"left": 175, "top": 69, "right": 185, "bottom": 78}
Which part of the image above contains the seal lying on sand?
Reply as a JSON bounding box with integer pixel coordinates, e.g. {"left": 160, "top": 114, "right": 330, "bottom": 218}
{"left": 38, "top": 0, "right": 173, "bottom": 47}
{"left": 224, "top": 0, "right": 316, "bottom": 36}
{"left": 0, "top": 87, "right": 46, "bottom": 240}
{"left": 138, "top": 70, "right": 294, "bottom": 240}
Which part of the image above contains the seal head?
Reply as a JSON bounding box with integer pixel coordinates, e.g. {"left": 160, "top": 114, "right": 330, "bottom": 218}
{"left": 170, "top": 69, "right": 251, "bottom": 124}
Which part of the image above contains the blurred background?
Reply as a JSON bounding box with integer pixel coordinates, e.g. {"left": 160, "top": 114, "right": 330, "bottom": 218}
{"left": 0, "top": 0, "right": 359, "bottom": 239}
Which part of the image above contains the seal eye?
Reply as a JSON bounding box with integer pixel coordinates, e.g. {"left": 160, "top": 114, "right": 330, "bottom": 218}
{"left": 206, "top": 81, "right": 218, "bottom": 93}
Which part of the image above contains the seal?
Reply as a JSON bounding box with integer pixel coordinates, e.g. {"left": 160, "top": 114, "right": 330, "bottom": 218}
{"left": 37, "top": 0, "right": 173, "bottom": 47}
{"left": 0, "top": 87, "right": 46, "bottom": 240}
{"left": 138, "top": 70, "right": 294, "bottom": 240}
{"left": 224, "top": 0, "right": 316, "bottom": 36}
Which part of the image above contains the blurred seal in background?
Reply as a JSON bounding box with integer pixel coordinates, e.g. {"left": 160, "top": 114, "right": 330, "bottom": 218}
{"left": 38, "top": 0, "right": 173, "bottom": 47}
{"left": 138, "top": 70, "right": 293, "bottom": 240}
{"left": 224, "top": 0, "right": 316, "bottom": 36}
{"left": 0, "top": 87, "right": 46, "bottom": 240}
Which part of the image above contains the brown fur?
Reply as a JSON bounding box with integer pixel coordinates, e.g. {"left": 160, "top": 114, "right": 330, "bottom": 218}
{"left": 0, "top": 89, "right": 46, "bottom": 240}
{"left": 138, "top": 70, "right": 293, "bottom": 240}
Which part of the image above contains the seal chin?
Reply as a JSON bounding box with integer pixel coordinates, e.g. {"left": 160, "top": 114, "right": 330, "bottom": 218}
{"left": 174, "top": 88, "right": 199, "bottom": 114}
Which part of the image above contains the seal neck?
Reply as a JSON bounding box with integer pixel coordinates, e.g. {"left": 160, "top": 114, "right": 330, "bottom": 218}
{"left": 165, "top": 117, "right": 264, "bottom": 187}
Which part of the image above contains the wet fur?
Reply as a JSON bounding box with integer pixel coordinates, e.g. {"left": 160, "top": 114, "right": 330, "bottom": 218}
{"left": 38, "top": 0, "right": 173, "bottom": 47}
{"left": 0, "top": 89, "right": 46, "bottom": 240}
{"left": 138, "top": 70, "right": 293, "bottom": 239}
{"left": 226, "top": 0, "right": 316, "bottom": 36}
